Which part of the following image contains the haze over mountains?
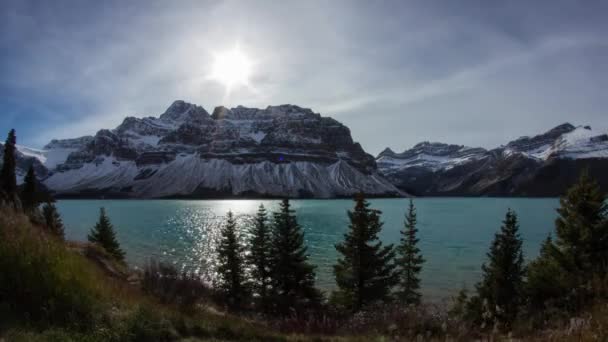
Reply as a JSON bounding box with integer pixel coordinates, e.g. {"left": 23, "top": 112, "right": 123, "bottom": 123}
{"left": 2, "top": 101, "right": 607, "bottom": 198}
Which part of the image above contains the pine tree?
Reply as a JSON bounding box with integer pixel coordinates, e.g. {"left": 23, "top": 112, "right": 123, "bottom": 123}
{"left": 554, "top": 170, "right": 608, "bottom": 277}
{"left": 21, "top": 164, "right": 38, "bottom": 211}
{"left": 525, "top": 171, "right": 608, "bottom": 311}
{"left": 42, "top": 202, "right": 65, "bottom": 240}
{"left": 475, "top": 209, "right": 525, "bottom": 328}
{"left": 396, "top": 199, "right": 424, "bottom": 305}
{"left": 525, "top": 234, "right": 572, "bottom": 311}
{"left": 88, "top": 207, "right": 125, "bottom": 262}
{"left": 332, "top": 193, "right": 398, "bottom": 311}
{"left": 0, "top": 129, "right": 17, "bottom": 196}
{"left": 216, "top": 211, "right": 249, "bottom": 309}
{"left": 270, "top": 199, "right": 321, "bottom": 313}
{"left": 247, "top": 204, "right": 272, "bottom": 311}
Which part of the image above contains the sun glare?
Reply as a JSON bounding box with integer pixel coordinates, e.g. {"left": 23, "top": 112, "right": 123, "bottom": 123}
{"left": 210, "top": 46, "right": 252, "bottom": 90}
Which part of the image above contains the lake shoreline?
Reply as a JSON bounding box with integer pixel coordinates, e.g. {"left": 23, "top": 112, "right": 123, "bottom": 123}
{"left": 55, "top": 198, "right": 560, "bottom": 300}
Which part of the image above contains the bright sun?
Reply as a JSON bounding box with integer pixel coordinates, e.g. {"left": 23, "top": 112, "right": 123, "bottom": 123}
{"left": 210, "top": 46, "right": 253, "bottom": 89}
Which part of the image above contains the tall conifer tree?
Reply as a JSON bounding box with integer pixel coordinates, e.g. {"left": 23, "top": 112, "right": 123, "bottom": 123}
{"left": 42, "top": 202, "right": 65, "bottom": 239}
{"left": 526, "top": 171, "right": 608, "bottom": 310}
{"left": 88, "top": 207, "right": 125, "bottom": 262}
{"left": 216, "top": 211, "right": 249, "bottom": 309}
{"left": 554, "top": 170, "right": 608, "bottom": 276}
{"left": 525, "top": 234, "right": 572, "bottom": 311}
{"left": 396, "top": 199, "right": 424, "bottom": 305}
{"left": 21, "top": 164, "right": 37, "bottom": 211}
{"left": 475, "top": 209, "right": 525, "bottom": 328}
{"left": 333, "top": 193, "right": 398, "bottom": 311}
{"left": 0, "top": 129, "right": 17, "bottom": 197}
{"left": 247, "top": 204, "right": 272, "bottom": 311}
{"left": 270, "top": 199, "right": 320, "bottom": 313}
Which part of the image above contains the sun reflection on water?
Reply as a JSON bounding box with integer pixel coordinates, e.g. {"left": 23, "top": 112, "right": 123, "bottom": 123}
{"left": 159, "top": 206, "right": 253, "bottom": 284}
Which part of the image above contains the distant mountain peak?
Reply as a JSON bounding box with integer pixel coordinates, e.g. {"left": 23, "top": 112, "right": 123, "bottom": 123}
{"left": 378, "top": 147, "right": 396, "bottom": 157}
{"left": 554, "top": 122, "right": 575, "bottom": 130}
{"left": 546, "top": 122, "right": 576, "bottom": 135}
{"left": 211, "top": 106, "right": 230, "bottom": 120}
{"left": 159, "top": 100, "right": 209, "bottom": 122}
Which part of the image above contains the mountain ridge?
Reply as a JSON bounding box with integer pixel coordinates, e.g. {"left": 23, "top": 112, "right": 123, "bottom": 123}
{"left": 377, "top": 123, "right": 608, "bottom": 196}
{"left": 6, "top": 108, "right": 608, "bottom": 198}
{"left": 18, "top": 100, "right": 403, "bottom": 199}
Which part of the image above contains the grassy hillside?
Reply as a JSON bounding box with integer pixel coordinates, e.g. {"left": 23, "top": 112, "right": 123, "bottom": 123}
{"left": 0, "top": 207, "right": 296, "bottom": 341}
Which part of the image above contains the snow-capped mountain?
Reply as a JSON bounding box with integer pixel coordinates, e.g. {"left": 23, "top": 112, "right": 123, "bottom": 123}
{"left": 503, "top": 123, "right": 608, "bottom": 160}
{"left": 24, "top": 101, "right": 402, "bottom": 198}
{"left": 377, "top": 143, "right": 488, "bottom": 173}
{"left": 0, "top": 143, "right": 49, "bottom": 184}
{"left": 378, "top": 123, "right": 608, "bottom": 196}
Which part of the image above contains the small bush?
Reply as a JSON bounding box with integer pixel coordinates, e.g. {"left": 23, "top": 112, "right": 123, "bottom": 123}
{"left": 142, "top": 259, "right": 213, "bottom": 313}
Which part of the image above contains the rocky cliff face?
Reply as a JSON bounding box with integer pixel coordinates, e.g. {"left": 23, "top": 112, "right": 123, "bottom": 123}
{"left": 32, "top": 101, "right": 401, "bottom": 198}
{"left": 378, "top": 124, "right": 608, "bottom": 196}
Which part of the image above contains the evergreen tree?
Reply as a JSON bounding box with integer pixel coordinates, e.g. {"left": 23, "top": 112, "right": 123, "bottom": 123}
{"left": 216, "top": 211, "right": 249, "bottom": 309}
{"left": 0, "top": 129, "right": 17, "bottom": 196}
{"left": 525, "top": 234, "right": 572, "bottom": 311}
{"left": 88, "top": 207, "right": 125, "bottom": 262}
{"left": 332, "top": 193, "right": 398, "bottom": 311}
{"left": 270, "top": 199, "right": 321, "bottom": 313}
{"left": 475, "top": 209, "right": 525, "bottom": 328}
{"left": 247, "top": 204, "right": 272, "bottom": 311}
{"left": 554, "top": 170, "right": 608, "bottom": 277}
{"left": 526, "top": 171, "right": 608, "bottom": 311}
{"left": 21, "top": 164, "right": 38, "bottom": 211}
{"left": 42, "top": 202, "right": 65, "bottom": 240}
{"left": 396, "top": 199, "right": 424, "bottom": 305}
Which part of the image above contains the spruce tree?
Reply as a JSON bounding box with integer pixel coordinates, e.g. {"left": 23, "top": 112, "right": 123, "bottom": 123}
{"left": 396, "top": 199, "right": 424, "bottom": 305}
{"left": 88, "top": 207, "right": 125, "bottom": 262}
{"left": 525, "top": 171, "right": 608, "bottom": 310}
{"left": 0, "top": 129, "right": 17, "bottom": 196}
{"left": 525, "top": 234, "right": 572, "bottom": 311}
{"left": 42, "top": 202, "right": 65, "bottom": 240}
{"left": 332, "top": 193, "right": 398, "bottom": 311}
{"left": 21, "top": 164, "right": 37, "bottom": 211}
{"left": 270, "top": 199, "right": 320, "bottom": 313}
{"left": 554, "top": 170, "right": 608, "bottom": 277}
{"left": 216, "top": 211, "right": 249, "bottom": 309}
{"left": 476, "top": 209, "right": 525, "bottom": 328}
{"left": 247, "top": 204, "right": 272, "bottom": 311}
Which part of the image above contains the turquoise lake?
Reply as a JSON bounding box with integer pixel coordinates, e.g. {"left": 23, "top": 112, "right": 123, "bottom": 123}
{"left": 56, "top": 198, "right": 559, "bottom": 299}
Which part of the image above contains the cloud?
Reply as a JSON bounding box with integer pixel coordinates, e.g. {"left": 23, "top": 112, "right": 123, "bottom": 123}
{"left": 317, "top": 34, "right": 607, "bottom": 115}
{"left": 1, "top": 0, "right": 607, "bottom": 155}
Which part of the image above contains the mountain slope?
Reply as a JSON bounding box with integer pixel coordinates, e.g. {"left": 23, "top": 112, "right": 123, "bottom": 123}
{"left": 378, "top": 124, "right": 608, "bottom": 196}
{"left": 30, "top": 101, "right": 402, "bottom": 198}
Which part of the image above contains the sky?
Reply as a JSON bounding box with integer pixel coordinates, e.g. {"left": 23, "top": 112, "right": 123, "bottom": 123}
{"left": 1, "top": 0, "right": 607, "bottom": 155}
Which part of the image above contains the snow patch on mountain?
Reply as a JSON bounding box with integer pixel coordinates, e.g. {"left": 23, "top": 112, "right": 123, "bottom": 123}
{"left": 44, "top": 156, "right": 139, "bottom": 192}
